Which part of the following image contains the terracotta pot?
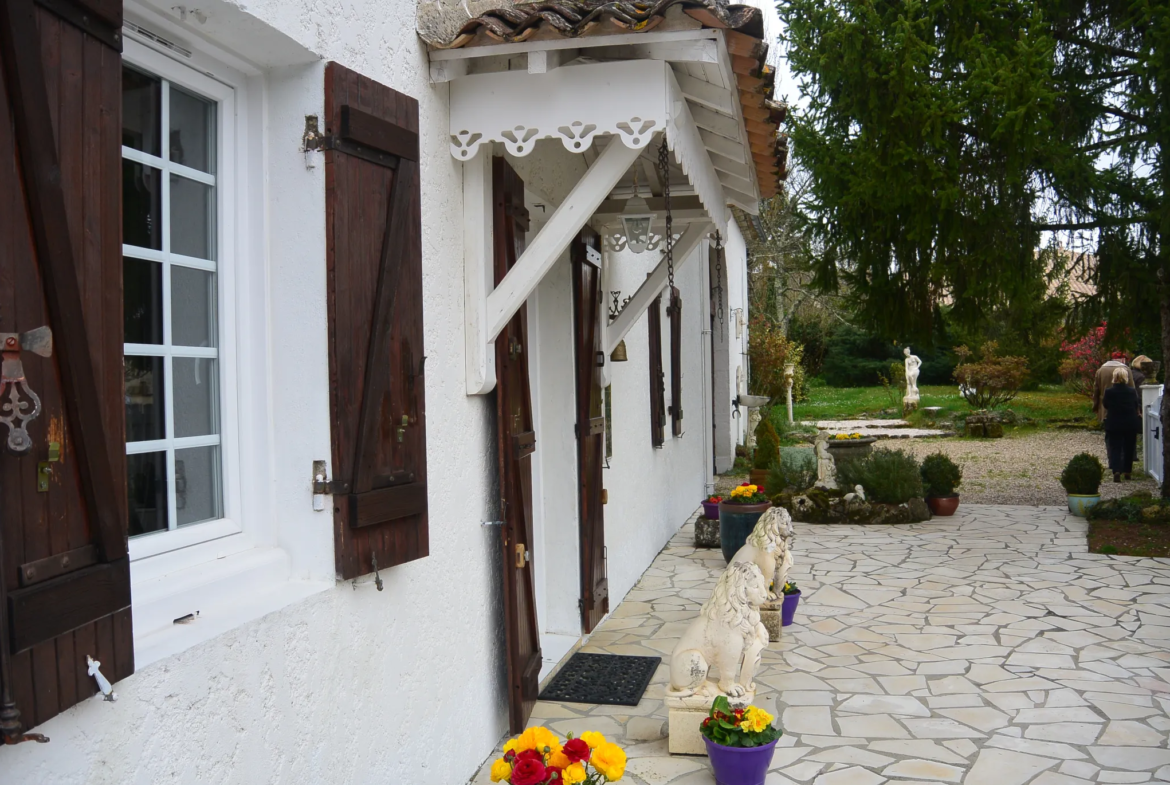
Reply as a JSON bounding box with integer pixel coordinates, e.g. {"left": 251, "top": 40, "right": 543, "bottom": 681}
{"left": 926, "top": 495, "right": 960, "bottom": 516}
{"left": 719, "top": 501, "right": 772, "bottom": 563}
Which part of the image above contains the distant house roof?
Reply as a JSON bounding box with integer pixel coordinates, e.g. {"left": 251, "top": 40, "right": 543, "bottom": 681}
{"left": 417, "top": 0, "right": 788, "bottom": 199}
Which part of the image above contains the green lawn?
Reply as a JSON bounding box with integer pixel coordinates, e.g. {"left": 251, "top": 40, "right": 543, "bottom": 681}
{"left": 791, "top": 383, "right": 1095, "bottom": 428}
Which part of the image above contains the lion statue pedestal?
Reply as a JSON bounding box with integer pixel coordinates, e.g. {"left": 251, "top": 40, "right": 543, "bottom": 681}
{"left": 664, "top": 560, "right": 771, "bottom": 755}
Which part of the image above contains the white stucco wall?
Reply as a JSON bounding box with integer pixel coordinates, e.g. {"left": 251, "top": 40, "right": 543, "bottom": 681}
{"left": 0, "top": 4, "right": 752, "bottom": 783}
{"left": 3, "top": 0, "right": 508, "bottom": 783}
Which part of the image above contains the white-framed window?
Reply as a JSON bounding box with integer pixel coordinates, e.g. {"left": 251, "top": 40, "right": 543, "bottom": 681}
{"left": 122, "top": 38, "right": 241, "bottom": 561}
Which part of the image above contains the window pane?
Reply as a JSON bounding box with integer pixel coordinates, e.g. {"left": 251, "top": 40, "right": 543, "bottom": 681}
{"left": 122, "top": 67, "right": 160, "bottom": 156}
{"left": 123, "top": 162, "right": 162, "bottom": 250}
{"left": 172, "top": 357, "right": 218, "bottom": 438}
{"left": 170, "top": 175, "right": 215, "bottom": 260}
{"left": 176, "top": 445, "right": 222, "bottom": 527}
{"left": 124, "top": 257, "right": 163, "bottom": 344}
{"left": 171, "top": 266, "right": 217, "bottom": 347}
{"left": 169, "top": 86, "right": 215, "bottom": 174}
{"left": 128, "top": 451, "right": 167, "bottom": 537}
{"left": 125, "top": 355, "right": 166, "bottom": 441}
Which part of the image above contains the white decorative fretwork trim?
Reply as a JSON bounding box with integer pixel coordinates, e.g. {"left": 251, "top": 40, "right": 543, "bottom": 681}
{"left": 450, "top": 59, "right": 729, "bottom": 232}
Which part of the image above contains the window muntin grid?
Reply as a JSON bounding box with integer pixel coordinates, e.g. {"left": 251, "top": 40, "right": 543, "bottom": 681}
{"left": 122, "top": 64, "right": 223, "bottom": 539}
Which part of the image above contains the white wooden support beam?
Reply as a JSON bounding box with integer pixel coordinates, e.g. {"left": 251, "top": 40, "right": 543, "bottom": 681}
{"left": 529, "top": 49, "right": 574, "bottom": 73}
{"left": 465, "top": 152, "right": 496, "bottom": 394}
{"left": 598, "top": 40, "right": 719, "bottom": 64}
{"left": 485, "top": 137, "right": 644, "bottom": 342}
{"left": 606, "top": 223, "right": 710, "bottom": 355}
{"left": 430, "top": 59, "right": 468, "bottom": 83}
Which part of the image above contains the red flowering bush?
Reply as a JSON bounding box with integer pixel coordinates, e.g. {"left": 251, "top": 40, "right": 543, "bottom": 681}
{"left": 953, "top": 342, "right": 1029, "bottom": 410}
{"left": 1059, "top": 322, "right": 1128, "bottom": 398}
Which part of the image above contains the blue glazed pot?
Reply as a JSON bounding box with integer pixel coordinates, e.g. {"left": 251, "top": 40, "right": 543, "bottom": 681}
{"left": 1067, "top": 494, "right": 1101, "bottom": 517}
{"left": 704, "top": 736, "right": 778, "bottom": 785}
{"left": 719, "top": 501, "right": 771, "bottom": 563}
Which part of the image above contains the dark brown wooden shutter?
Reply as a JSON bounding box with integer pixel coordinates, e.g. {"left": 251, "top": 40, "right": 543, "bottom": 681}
{"left": 0, "top": 0, "right": 132, "bottom": 736}
{"left": 667, "top": 286, "right": 683, "bottom": 437}
{"left": 648, "top": 295, "right": 666, "bottom": 447}
{"left": 493, "top": 157, "right": 541, "bottom": 733}
{"left": 571, "top": 229, "right": 607, "bottom": 633}
{"left": 324, "top": 63, "right": 428, "bottom": 581}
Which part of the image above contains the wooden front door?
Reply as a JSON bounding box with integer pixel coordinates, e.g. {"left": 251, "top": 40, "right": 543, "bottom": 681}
{"left": 0, "top": 0, "right": 132, "bottom": 736}
{"left": 493, "top": 156, "right": 541, "bottom": 734}
{"left": 572, "top": 230, "right": 608, "bottom": 633}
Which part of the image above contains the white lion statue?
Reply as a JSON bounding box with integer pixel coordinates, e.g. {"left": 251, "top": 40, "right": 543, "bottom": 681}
{"left": 667, "top": 561, "right": 771, "bottom": 699}
{"left": 731, "top": 506, "right": 795, "bottom": 601}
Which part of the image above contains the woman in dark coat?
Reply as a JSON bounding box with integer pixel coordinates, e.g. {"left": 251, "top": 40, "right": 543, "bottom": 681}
{"left": 1103, "top": 366, "right": 1142, "bottom": 481}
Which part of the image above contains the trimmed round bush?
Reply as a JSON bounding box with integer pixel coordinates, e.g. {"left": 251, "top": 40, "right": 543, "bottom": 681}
{"left": 920, "top": 453, "right": 962, "bottom": 497}
{"left": 838, "top": 448, "right": 923, "bottom": 504}
{"left": 1061, "top": 453, "right": 1104, "bottom": 495}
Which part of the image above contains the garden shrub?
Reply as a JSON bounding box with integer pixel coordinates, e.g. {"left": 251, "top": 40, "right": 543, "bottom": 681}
{"left": 837, "top": 448, "right": 924, "bottom": 504}
{"left": 767, "top": 447, "right": 816, "bottom": 493}
{"left": 953, "top": 342, "right": 1029, "bottom": 409}
{"left": 1060, "top": 453, "right": 1104, "bottom": 495}
{"left": 820, "top": 324, "right": 956, "bottom": 387}
{"left": 753, "top": 420, "right": 780, "bottom": 470}
{"left": 748, "top": 317, "right": 806, "bottom": 401}
{"left": 920, "top": 453, "right": 962, "bottom": 497}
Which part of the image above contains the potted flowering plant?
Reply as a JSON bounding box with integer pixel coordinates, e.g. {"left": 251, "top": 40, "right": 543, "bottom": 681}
{"left": 489, "top": 727, "right": 626, "bottom": 784}
{"left": 780, "top": 581, "right": 801, "bottom": 626}
{"left": 701, "top": 696, "right": 782, "bottom": 785}
{"left": 702, "top": 495, "right": 723, "bottom": 520}
{"left": 719, "top": 483, "right": 771, "bottom": 563}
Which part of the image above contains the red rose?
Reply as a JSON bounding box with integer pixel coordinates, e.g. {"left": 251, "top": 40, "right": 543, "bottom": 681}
{"left": 562, "top": 738, "right": 591, "bottom": 763}
{"left": 510, "top": 757, "right": 547, "bottom": 785}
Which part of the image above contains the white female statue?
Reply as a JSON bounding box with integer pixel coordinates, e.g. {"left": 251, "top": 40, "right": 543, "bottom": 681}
{"left": 903, "top": 347, "right": 921, "bottom": 409}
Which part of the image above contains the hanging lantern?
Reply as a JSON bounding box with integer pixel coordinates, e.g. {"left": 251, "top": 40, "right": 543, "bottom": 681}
{"left": 619, "top": 194, "right": 654, "bottom": 254}
{"left": 610, "top": 340, "right": 629, "bottom": 362}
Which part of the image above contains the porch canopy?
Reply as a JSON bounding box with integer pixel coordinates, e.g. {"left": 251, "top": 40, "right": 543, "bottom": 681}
{"left": 417, "top": 0, "right": 788, "bottom": 393}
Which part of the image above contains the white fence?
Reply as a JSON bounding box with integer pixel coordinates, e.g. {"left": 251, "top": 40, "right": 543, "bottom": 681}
{"left": 1145, "top": 391, "right": 1163, "bottom": 485}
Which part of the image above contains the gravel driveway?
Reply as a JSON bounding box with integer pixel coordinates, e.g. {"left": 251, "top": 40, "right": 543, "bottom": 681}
{"left": 899, "top": 430, "right": 1157, "bottom": 505}
{"left": 720, "top": 430, "right": 1159, "bottom": 505}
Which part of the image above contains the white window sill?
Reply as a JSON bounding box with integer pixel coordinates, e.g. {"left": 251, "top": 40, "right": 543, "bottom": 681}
{"left": 132, "top": 545, "right": 332, "bottom": 669}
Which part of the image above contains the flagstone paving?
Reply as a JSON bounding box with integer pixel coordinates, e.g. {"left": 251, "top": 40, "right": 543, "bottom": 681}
{"left": 470, "top": 505, "right": 1170, "bottom": 785}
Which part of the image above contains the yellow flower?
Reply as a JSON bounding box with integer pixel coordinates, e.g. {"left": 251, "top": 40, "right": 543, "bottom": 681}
{"left": 562, "top": 762, "right": 587, "bottom": 784}
{"left": 516, "top": 726, "right": 561, "bottom": 754}
{"left": 503, "top": 738, "right": 520, "bottom": 755}
{"left": 579, "top": 731, "right": 606, "bottom": 749}
{"left": 489, "top": 758, "right": 512, "bottom": 783}
{"left": 548, "top": 750, "right": 572, "bottom": 769}
{"left": 739, "top": 705, "right": 774, "bottom": 734}
{"left": 591, "top": 741, "right": 627, "bottom": 781}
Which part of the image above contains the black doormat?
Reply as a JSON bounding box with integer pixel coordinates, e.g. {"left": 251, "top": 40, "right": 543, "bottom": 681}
{"left": 538, "top": 653, "right": 661, "bottom": 706}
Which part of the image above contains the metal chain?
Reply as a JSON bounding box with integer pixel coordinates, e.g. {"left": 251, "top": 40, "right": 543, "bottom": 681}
{"left": 657, "top": 138, "right": 674, "bottom": 289}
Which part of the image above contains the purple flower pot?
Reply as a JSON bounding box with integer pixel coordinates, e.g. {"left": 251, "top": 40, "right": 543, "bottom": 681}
{"left": 702, "top": 500, "right": 721, "bottom": 519}
{"left": 704, "top": 736, "right": 778, "bottom": 785}
{"left": 781, "top": 590, "right": 801, "bottom": 626}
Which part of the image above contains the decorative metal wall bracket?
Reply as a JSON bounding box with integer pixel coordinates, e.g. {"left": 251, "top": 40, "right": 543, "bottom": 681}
{"left": 0, "top": 326, "right": 52, "bottom": 455}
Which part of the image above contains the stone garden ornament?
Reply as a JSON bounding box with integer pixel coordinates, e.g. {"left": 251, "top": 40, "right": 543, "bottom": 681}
{"left": 730, "top": 507, "right": 795, "bottom": 602}
{"left": 814, "top": 432, "right": 838, "bottom": 490}
{"left": 903, "top": 346, "right": 922, "bottom": 411}
{"left": 667, "top": 561, "right": 771, "bottom": 700}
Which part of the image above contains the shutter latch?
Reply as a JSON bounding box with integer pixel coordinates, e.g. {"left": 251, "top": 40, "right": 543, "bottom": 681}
{"left": 0, "top": 326, "right": 52, "bottom": 455}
